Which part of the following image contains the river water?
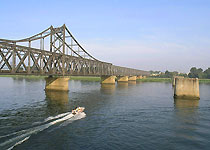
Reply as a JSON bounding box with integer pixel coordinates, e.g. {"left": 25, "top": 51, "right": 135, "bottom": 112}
{"left": 0, "top": 77, "right": 210, "bottom": 150}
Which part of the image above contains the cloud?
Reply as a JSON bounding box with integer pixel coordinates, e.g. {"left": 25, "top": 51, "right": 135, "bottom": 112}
{"left": 82, "top": 38, "right": 210, "bottom": 72}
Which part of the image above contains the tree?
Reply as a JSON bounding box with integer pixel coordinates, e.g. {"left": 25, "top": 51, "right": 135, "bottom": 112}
{"left": 203, "top": 68, "right": 210, "bottom": 79}
{"left": 179, "top": 73, "right": 188, "bottom": 77}
{"left": 188, "top": 67, "right": 203, "bottom": 78}
{"left": 164, "top": 70, "right": 173, "bottom": 78}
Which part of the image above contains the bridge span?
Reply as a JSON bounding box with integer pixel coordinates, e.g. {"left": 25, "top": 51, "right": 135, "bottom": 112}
{"left": 0, "top": 24, "right": 149, "bottom": 91}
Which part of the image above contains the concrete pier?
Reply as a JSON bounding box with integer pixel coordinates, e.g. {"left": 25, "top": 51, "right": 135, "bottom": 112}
{"left": 128, "top": 76, "right": 137, "bottom": 81}
{"left": 45, "top": 77, "right": 70, "bottom": 91}
{"left": 172, "top": 76, "right": 184, "bottom": 86}
{"left": 117, "top": 76, "right": 128, "bottom": 82}
{"left": 174, "top": 78, "right": 200, "bottom": 100}
{"left": 137, "top": 75, "right": 143, "bottom": 79}
{"left": 101, "top": 75, "right": 116, "bottom": 84}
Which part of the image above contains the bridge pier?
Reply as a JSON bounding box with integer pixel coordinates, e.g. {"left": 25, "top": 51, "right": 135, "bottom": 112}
{"left": 45, "top": 76, "right": 70, "bottom": 91}
{"left": 137, "top": 75, "right": 143, "bottom": 79}
{"left": 174, "top": 78, "right": 200, "bottom": 100}
{"left": 101, "top": 75, "right": 116, "bottom": 84}
{"left": 128, "top": 76, "right": 137, "bottom": 81}
{"left": 117, "top": 76, "right": 128, "bottom": 82}
{"left": 172, "top": 76, "right": 184, "bottom": 87}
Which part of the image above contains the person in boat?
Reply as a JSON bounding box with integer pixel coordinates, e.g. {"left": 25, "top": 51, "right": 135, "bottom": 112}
{"left": 72, "top": 107, "right": 85, "bottom": 115}
{"left": 72, "top": 110, "right": 76, "bottom": 115}
{"left": 72, "top": 107, "right": 77, "bottom": 115}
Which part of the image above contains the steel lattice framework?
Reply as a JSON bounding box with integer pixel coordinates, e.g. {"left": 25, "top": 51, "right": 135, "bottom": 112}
{"left": 0, "top": 24, "right": 149, "bottom": 76}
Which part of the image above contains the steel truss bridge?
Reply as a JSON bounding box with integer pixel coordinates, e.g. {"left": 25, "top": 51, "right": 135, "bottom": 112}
{"left": 0, "top": 24, "right": 149, "bottom": 76}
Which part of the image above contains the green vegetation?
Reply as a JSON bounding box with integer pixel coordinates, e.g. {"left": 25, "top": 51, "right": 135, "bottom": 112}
{"left": 1, "top": 74, "right": 210, "bottom": 83}
{"left": 0, "top": 75, "right": 47, "bottom": 79}
{"left": 199, "top": 79, "right": 210, "bottom": 83}
{"left": 0, "top": 75, "right": 101, "bottom": 81}
{"left": 150, "top": 67, "right": 210, "bottom": 79}
{"left": 150, "top": 70, "right": 187, "bottom": 78}
{"left": 188, "top": 67, "right": 210, "bottom": 79}
{"left": 137, "top": 78, "right": 210, "bottom": 83}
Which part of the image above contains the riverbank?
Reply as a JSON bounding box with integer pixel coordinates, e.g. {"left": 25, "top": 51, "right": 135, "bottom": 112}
{"left": 0, "top": 75, "right": 101, "bottom": 81}
{"left": 137, "top": 78, "right": 210, "bottom": 83}
{"left": 0, "top": 75, "right": 47, "bottom": 79}
{"left": 1, "top": 75, "right": 210, "bottom": 83}
{"left": 199, "top": 79, "right": 210, "bottom": 83}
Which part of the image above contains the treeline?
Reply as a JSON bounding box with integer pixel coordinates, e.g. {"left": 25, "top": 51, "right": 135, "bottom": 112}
{"left": 150, "top": 67, "right": 210, "bottom": 79}
{"left": 188, "top": 67, "right": 210, "bottom": 79}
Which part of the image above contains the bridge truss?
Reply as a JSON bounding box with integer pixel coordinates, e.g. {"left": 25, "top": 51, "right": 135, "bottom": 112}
{"left": 0, "top": 24, "right": 149, "bottom": 76}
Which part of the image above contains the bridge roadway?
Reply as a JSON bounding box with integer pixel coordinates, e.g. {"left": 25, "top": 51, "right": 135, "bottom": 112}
{"left": 0, "top": 24, "right": 149, "bottom": 91}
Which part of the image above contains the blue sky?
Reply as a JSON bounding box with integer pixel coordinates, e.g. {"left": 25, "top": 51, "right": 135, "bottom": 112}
{"left": 0, "top": 0, "right": 210, "bottom": 72}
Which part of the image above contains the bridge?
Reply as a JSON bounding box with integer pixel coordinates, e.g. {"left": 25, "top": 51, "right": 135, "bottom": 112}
{"left": 0, "top": 24, "right": 149, "bottom": 91}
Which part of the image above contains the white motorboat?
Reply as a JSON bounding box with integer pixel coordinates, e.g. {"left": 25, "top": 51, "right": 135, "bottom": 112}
{"left": 72, "top": 107, "right": 85, "bottom": 115}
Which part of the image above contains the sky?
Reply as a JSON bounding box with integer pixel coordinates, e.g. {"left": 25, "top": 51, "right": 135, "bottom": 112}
{"left": 0, "top": 0, "right": 210, "bottom": 73}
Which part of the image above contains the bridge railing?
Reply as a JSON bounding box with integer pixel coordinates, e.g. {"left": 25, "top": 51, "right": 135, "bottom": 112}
{"left": 111, "top": 65, "right": 150, "bottom": 76}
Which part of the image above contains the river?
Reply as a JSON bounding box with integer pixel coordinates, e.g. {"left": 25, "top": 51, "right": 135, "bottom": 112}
{"left": 0, "top": 77, "right": 210, "bottom": 150}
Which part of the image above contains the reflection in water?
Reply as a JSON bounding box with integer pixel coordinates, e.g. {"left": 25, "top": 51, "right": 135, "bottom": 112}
{"left": 12, "top": 77, "right": 25, "bottom": 83}
{"left": 117, "top": 82, "right": 128, "bottom": 89}
{"left": 100, "top": 84, "right": 116, "bottom": 95}
{"left": 25, "top": 78, "right": 44, "bottom": 82}
{"left": 1, "top": 77, "right": 210, "bottom": 149}
{"left": 45, "top": 90, "right": 69, "bottom": 112}
{"left": 174, "top": 98, "right": 200, "bottom": 140}
{"left": 128, "top": 81, "right": 136, "bottom": 85}
{"left": 12, "top": 77, "right": 45, "bottom": 84}
{"left": 174, "top": 98, "right": 199, "bottom": 108}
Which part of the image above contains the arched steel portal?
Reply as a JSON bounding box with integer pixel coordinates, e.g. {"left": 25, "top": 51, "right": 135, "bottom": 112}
{"left": 0, "top": 24, "right": 149, "bottom": 76}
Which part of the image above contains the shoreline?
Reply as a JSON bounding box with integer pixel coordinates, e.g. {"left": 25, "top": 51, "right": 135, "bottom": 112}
{"left": 0, "top": 75, "right": 210, "bottom": 83}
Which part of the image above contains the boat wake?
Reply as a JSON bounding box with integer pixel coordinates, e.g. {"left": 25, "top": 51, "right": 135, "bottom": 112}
{"left": 0, "top": 112, "right": 86, "bottom": 150}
